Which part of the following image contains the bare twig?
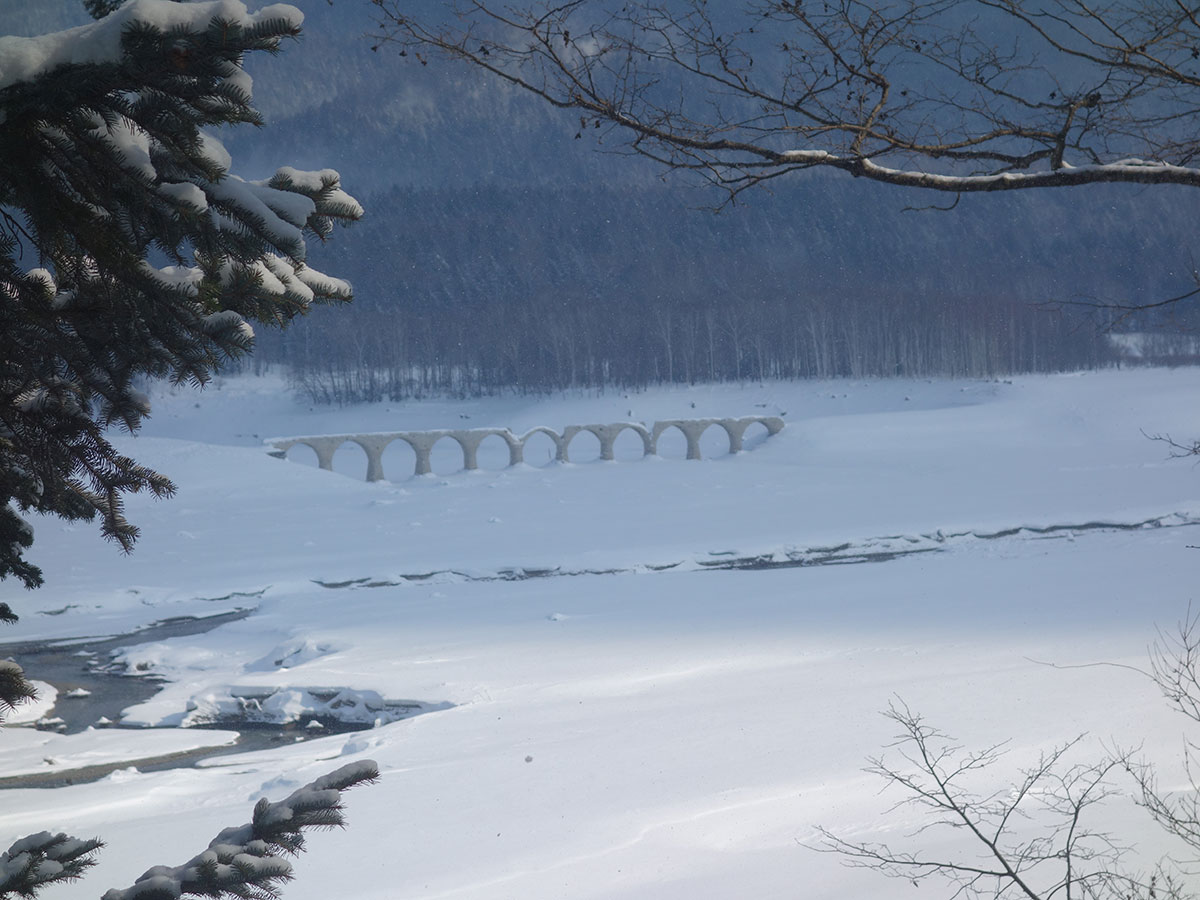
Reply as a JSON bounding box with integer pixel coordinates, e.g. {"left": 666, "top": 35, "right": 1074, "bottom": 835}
{"left": 812, "top": 700, "right": 1165, "bottom": 900}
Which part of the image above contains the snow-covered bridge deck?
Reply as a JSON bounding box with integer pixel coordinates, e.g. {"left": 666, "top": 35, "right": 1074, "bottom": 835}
{"left": 265, "top": 416, "right": 785, "bottom": 481}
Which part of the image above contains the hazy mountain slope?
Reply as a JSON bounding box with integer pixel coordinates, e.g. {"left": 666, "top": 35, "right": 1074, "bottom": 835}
{"left": 9, "top": 0, "right": 1199, "bottom": 389}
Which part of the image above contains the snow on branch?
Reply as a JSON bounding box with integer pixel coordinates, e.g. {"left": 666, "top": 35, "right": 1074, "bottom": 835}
{"left": 264, "top": 168, "right": 364, "bottom": 240}
{"left": 101, "top": 760, "right": 379, "bottom": 900}
{"left": 0, "top": 832, "right": 104, "bottom": 900}
{"left": 0, "top": 0, "right": 360, "bottom": 590}
{"left": 376, "top": 1, "right": 1200, "bottom": 200}
{"left": 0, "top": 0, "right": 303, "bottom": 94}
{"left": 205, "top": 177, "right": 308, "bottom": 258}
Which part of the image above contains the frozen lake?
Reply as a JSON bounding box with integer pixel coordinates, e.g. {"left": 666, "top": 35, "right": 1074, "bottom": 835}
{"left": 1, "top": 367, "right": 1198, "bottom": 899}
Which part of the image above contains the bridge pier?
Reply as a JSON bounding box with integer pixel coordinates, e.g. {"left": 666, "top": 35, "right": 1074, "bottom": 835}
{"left": 349, "top": 438, "right": 386, "bottom": 482}
{"left": 400, "top": 433, "right": 440, "bottom": 476}
{"left": 651, "top": 420, "right": 709, "bottom": 460}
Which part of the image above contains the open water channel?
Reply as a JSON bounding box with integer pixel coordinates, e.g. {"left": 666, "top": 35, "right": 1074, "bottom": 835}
{"left": 0, "top": 610, "right": 373, "bottom": 789}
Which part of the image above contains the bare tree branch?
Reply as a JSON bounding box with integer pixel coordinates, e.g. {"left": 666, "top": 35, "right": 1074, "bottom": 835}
{"left": 373, "top": 1, "right": 1200, "bottom": 197}
{"left": 374, "top": 1, "right": 1200, "bottom": 318}
{"left": 814, "top": 615, "right": 1200, "bottom": 900}
{"left": 812, "top": 701, "right": 1163, "bottom": 900}
{"left": 1145, "top": 431, "right": 1200, "bottom": 460}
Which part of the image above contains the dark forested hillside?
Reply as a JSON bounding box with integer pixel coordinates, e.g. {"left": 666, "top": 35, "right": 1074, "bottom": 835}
{"left": 270, "top": 176, "right": 1196, "bottom": 399}
{"left": 8, "top": 0, "right": 1199, "bottom": 400}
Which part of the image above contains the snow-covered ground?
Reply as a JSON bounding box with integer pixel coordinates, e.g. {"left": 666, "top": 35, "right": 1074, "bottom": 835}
{"left": 2, "top": 367, "right": 1199, "bottom": 899}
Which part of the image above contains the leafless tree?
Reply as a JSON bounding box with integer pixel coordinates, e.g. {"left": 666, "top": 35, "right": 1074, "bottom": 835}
{"left": 372, "top": 1, "right": 1200, "bottom": 199}
{"left": 812, "top": 613, "right": 1200, "bottom": 900}
{"left": 371, "top": 1, "right": 1200, "bottom": 322}
{"left": 1138, "top": 611, "right": 1200, "bottom": 854}
{"left": 814, "top": 703, "right": 1158, "bottom": 900}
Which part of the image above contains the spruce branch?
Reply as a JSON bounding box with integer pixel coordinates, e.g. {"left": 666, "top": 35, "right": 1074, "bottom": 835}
{"left": 0, "top": 832, "right": 104, "bottom": 900}
{"left": 0, "top": 0, "right": 359, "bottom": 593}
{"left": 0, "top": 659, "right": 36, "bottom": 724}
{"left": 101, "top": 761, "right": 379, "bottom": 900}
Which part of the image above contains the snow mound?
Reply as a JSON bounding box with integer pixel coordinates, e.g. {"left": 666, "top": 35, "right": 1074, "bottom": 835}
{"left": 174, "top": 686, "right": 451, "bottom": 729}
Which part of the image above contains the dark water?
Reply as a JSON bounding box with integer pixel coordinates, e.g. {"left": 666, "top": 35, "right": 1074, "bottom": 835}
{"left": 1, "top": 610, "right": 255, "bottom": 735}
{"left": 0, "top": 610, "right": 381, "bottom": 789}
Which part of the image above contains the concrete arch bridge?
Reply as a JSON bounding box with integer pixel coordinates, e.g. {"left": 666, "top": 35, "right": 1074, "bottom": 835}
{"left": 266, "top": 416, "right": 784, "bottom": 482}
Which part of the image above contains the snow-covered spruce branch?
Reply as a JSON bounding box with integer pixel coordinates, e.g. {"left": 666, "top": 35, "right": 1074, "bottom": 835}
{"left": 0, "top": 659, "right": 36, "bottom": 723}
{"left": 0, "top": 0, "right": 360, "bottom": 590}
{"left": 0, "top": 761, "right": 376, "bottom": 900}
{"left": 93, "top": 760, "right": 379, "bottom": 900}
{"left": 0, "top": 832, "right": 104, "bottom": 899}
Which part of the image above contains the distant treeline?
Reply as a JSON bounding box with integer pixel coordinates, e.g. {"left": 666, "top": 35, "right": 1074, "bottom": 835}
{"left": 251, "top": 181, "right": 1198, "bottom": 402}
{"left": 260, "top": 291, "right": 1105, "bottom": 404}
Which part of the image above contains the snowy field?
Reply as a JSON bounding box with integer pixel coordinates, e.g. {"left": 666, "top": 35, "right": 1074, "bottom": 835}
{"left": 2, "top": 367, "right": 1200, "bottom": 899}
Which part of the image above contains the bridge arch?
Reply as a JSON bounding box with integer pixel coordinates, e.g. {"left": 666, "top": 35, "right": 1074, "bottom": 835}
{"left": 276, "top": 440, "right": 320, "bottom": 469}
{"left": 606, "top": 423, "right": 653, "bottom": 460}
{"left": 651, "top": 419, "right": 712, "bottom": 460}
{"left": 474, "top": 431, "right": 520, "bottom": 470}
{"left": 430, "top": 433, "right": 469, "bottom": 475}
{"left": 699, "top": 421, "right": 734, "bottom": 457}
{"left": 561, "top": 426, "right": 601, "bottom": 463}
{"left": 649, "top": 422, "right": 686, "bottom": 459}
{"left": 380, "top": 437, "right": 418, "bottom": 481}
{"left": 447, "top": 428, "right": 522, "bottom": 471}
{"left": 333, "top": 440, "right": 372, "bottom": 480}
{"left": 721, "top": 416, "right": 785, "bottom": 453}
{"left": 386, "top": 432, "right": 441, "bottom": 476}
{"left": 272, "top": 436, "right": 347, "bottom": 472}
{"left": 516, "top": 427, "right": 566, "bottom": 464}
{"left": 612, "top": 423, "right": 653, "bottom": 460}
